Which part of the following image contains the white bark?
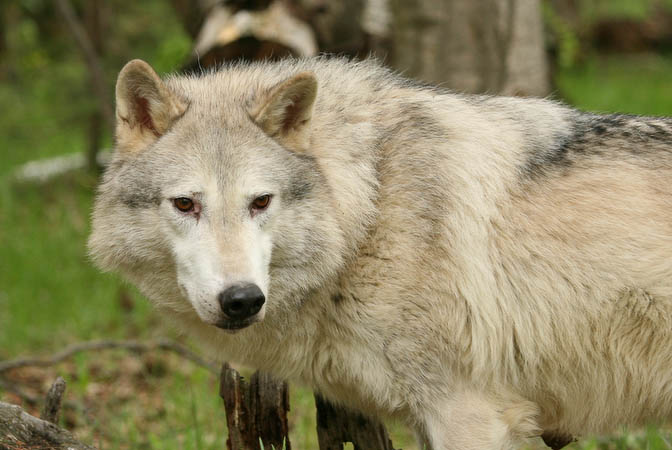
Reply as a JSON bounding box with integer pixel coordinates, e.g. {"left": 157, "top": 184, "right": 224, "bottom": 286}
{"left": 390, "top": 0, "right": 550, "bottom": 96}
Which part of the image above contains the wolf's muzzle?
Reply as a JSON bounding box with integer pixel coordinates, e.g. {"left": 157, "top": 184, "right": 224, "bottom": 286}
{"left": 218, "top": 283, "right": 265, "bottom": 322}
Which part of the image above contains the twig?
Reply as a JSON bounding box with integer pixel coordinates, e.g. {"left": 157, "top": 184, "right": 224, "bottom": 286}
{"left": 41, "top": 377, "right": 66, "bottom": 424}
{"left": 0, "top": 339, "right": 218, "bottom": 374}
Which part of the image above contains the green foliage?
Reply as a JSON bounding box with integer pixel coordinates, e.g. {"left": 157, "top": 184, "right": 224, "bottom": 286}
{"left": 543, "top": 1, "right": 581, "bottom": 69}
{"left": 543, "top": 0, "right": 672, "bottom": 70}
{"left": 556, "top": 54, "right": 672, "bottom": 116}
{"left": 579, "top": 0, "right": 669, "bottom": 22}
{"left": 107, "top": 0, "right": 191, "bottom": 73}
{"left": 566, "top": 426, "right": 672, "bottom": 449}
{"left": 258, "top": 437, "right": 287, "bottom": 450}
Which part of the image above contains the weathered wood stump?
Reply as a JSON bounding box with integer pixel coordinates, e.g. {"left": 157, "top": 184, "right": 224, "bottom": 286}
{"left": 219, "top": 363, "right": 398, "bottom": 450}
{"left": 315, "top": 395, "right": 396, "bottom": 450}
{"left": 220, "top": 363, "right": 291, "bottom": 450}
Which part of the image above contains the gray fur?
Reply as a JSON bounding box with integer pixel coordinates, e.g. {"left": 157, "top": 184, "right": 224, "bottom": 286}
{"left": 90, "top": 57, "right": 672, "bottom": 450}
{"left": 523, "top": 113, "right": 672, "bottom": 178}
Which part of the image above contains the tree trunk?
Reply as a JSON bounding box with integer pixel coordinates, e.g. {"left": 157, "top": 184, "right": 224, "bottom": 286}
{"left": 53, "top": 0, "right": 113, "bottom": 126}
{"left": 390, "top": 0, "right": 550, "bottom": 96}
{"left": 84, "top": 0, "right": 104, "bottom": 172}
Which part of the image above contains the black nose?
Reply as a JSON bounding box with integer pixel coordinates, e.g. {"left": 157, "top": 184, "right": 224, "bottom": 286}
{"left": 218, "top": 284, "right": 265, "bottom": 321}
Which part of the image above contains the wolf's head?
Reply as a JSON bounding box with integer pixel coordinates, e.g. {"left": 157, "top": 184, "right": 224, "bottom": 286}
{"left": 89, "top": 60, "right": 347, "bottom": 332}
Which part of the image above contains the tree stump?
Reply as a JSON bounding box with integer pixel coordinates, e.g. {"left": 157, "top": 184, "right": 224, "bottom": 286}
{"left": 219, "top": 363, "right": 291, "bottom": 450}
{"left": 315, "top": 394, "right": 396, "bottom": 450}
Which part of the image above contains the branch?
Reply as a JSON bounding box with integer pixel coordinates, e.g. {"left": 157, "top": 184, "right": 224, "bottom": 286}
{"left": 0, "top": 339, "right": 218, "bottom": 374}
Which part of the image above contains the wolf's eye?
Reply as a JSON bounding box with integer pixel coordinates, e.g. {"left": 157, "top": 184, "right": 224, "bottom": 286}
{"left": 173, "top": 197, "right": 195, "bottom": 212}
{"left": 251, "top": 194, "right": 272, "bottom": 211}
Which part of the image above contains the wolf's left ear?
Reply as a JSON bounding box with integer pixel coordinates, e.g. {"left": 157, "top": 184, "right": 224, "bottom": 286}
{"left": 249, "top": 72, "right": 317, "bottom": 152}
{"left": 115, "top": 59, "right": 188, "bottom": 154}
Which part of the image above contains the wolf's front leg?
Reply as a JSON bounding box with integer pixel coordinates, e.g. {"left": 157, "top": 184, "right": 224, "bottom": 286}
{"left": 420, "top": 391, "right": 540, "bottom": 450}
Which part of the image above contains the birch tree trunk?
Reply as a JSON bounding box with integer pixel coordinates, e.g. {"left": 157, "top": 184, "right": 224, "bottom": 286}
{"left": 390, "top": 0, "right": 550, "bottom": 96}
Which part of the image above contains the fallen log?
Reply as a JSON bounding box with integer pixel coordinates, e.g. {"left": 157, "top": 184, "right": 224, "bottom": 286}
{"left": 0, "top": 401, "right": 96, "bottom": 450}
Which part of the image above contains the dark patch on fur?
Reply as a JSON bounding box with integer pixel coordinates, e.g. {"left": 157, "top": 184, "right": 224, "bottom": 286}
{"left": 522, "top": 113, "right": 672, "bottom": 180}
{"left": 593, "top": 124, "right": 607, "bottom": 135}
{"left": 288, "top": 179, "right": 314, "bottom": 201}
{"left": 393, "top": 102, "right": 446, "bottom": 142}
{"left": 331, "top": 293, "right": 344, "bottom": 304}
{"left": 284, "top": 152, "right": 320, "bottom": 202}
{"left": 115, "top": 162, "right": 162, "bottom": 208}
{"left": 120, "top": 187, "right": 162, "bottom": 208}
{"left": 523, "top": 132, "right": 573, "bottom": 175}
{"left": 375, "top": 101, "right": 453, "bottom": 248}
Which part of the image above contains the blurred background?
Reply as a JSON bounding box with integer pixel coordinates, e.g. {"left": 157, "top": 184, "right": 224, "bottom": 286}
{"left": 0, "top": 0, "right": 671, "bottom": 448}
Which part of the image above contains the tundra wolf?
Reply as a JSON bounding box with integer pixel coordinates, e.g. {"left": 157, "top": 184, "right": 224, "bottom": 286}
{"left": 89, "top": 57, "right": 672, "bottom": 449}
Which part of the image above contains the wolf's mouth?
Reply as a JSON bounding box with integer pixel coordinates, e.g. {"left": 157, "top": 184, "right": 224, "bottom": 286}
{"left": 214, "top": 318, "right": 257, "bottom": 331}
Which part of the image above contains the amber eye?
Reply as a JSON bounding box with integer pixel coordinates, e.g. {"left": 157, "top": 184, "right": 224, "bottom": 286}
{"left": 173, "top": 197, "right": 195, "bottom": 212}
{"left": 251, "top": 194, "right": 271, "bottom": 211}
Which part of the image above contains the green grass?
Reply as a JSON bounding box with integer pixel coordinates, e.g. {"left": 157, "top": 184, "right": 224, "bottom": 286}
{"left": 566, "top": 426, "right": 672, "bottom": 450}
{"left": 0, "top": 172, "right": 148, "bottom": 354}
{"left": 556, "top": 53, "right": 672, "bottom": 116}
{"left": 2, "top": 51, "right": 672, "bottom": 448}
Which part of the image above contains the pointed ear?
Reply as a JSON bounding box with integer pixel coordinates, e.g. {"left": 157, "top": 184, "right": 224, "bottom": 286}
{"left": 249, "top": 72, "right": 317, "bottom": 151}
{"left": 115, "top": 59, "right": 187, "bottom": 154}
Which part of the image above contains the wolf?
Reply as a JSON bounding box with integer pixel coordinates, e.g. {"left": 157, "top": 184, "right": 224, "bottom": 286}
{"left": 89, "top": 56, "right": 672, "bottom": 449}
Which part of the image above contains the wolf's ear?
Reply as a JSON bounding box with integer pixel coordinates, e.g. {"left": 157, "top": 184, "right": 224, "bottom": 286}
{"left": 249, "top": 72, "right": 317, "bottom": 152}
{"left": 115, "top": 59, "right": 187, "bottom": 154}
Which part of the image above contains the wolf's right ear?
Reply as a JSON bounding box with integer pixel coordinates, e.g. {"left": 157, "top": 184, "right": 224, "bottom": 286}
{"left": 249, "top": 72, "right": 317, "bottom": 152}
{"left": 115, "top": 60, "right": 187, "bottom": 154}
